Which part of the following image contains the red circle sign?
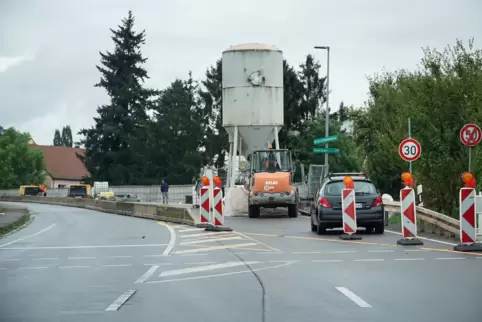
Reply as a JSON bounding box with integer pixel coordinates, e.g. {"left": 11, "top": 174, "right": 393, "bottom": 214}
{"left": 399, "top": 138, "right": 421, "bottom": 162}
{"left": 460, "top": 123, "right": 482, "bottom": 147}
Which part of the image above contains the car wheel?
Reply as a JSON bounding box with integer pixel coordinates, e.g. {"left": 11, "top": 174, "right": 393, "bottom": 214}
{"left": 374, "top": 222, "right": 385, "bottom": 234}
{"left": 317, "top": 222, "right": 327, "bottom": 235}
{"left": 311, "top": 216, "right": 317, "bottom": 232}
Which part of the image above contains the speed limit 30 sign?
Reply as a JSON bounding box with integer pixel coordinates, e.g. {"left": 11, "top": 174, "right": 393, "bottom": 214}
{"left": 399, "top": 138, "right": 421, "bottom": 162}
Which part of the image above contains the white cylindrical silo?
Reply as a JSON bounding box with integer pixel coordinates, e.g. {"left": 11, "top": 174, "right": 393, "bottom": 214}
{"left": 222, "top": 43, "right": 284, "bottom": 187}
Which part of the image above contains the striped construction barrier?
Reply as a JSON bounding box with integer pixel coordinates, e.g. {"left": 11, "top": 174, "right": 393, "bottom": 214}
{"left": 397, "top": 187, "right": 423, "bottom": 245}
{"left": 339, "top": 188, "right": 361, "bottom": 240}
{"left": 200, "top": 187, "right": 210, "bottom": 224}
{"left": 213, "top": 187, "right": 223, "bottom": 226}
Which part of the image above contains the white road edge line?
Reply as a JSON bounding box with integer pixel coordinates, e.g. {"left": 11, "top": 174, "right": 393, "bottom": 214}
{"left": 0, "top": 244, "right": 168, "bottom": 250}
{"left": 353, "top": 259, "right": 384, "bottom": 262}
{"left": 385, "top": 229, "right": 457, "bottom": 246}
{"left": 135, "top": 265, "right": 160, "bottom": 284}
{"left": 157, "top": 222, "right": 176, "bottom": 256}
{"left": 336, "top": 287, "right": 372, "bottom": 308}
{"left": 436, "top": 257, "right": 466, "bottom": 260}
{"left": 312, "top": 259, "right": 343, "bottom": 263}
{"left": 394, "top": 258, "right": 425, "bottom": 261}
{"left": 59, "top": 265, "right": 90, "bottom": 269}
{"left": 0, "top": 224, "right": 56, "bottom": 248}
{"left": 105, "top": 290, "right": 136, "bottom": 312}
{"left": 18, "top": 266, "right": 48, "bottom": 270}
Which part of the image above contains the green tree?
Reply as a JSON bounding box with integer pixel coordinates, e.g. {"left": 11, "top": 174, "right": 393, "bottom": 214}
{"left": 53, "top": 129, "right": 62, "bottom": 146}
{"left": 61, "top": 126, "right": 73, "bottom": 147}
{"left": 148, "top": 73, "right": 205, "bottom": 184}
{"left": 0, "top": 127, "right": 45, "bottom": 188}
{"left": 352, "top": 38, "right": 482, "bottom": 216}
{"left": 78, "top": 10, "right": 157, "bottom": 184}
{"left": 298, "top": 54, "right": 326, "bottom": 124}
{"left": 199, "top": 59, "right": 227, "bottom": 169}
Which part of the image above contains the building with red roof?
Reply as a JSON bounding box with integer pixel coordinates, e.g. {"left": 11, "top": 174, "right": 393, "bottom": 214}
{"left": 29, "top": 144, "right": 90, "bottom": 188}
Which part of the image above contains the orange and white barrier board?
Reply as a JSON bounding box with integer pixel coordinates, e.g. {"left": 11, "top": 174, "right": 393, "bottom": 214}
{"left": 460, "top": 187, "right": 476, "bottom": 244}
{"left": 400, "top": 187, "right": 418, "bottom": 239}
{"left": 213, "top": 187, "right": 223, "bottom": 226}
{"left": 200, "top": 186, "right": 210, "bottom": 223}
{"left": 341, "top": 188, "right": 357, "bottom": 234}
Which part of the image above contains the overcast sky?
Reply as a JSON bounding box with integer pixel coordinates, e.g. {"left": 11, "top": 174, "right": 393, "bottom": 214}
{"left": 1, "top": 0, "right": 480, "bottom": 145}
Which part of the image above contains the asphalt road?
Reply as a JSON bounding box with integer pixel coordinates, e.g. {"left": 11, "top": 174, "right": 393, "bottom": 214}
{"left": 1, "top": 203, "right": 481, "bottom": 322}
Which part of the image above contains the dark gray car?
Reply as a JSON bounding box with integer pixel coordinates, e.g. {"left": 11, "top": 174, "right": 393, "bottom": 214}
{"left": 310, "top": 173, "right": 384, "bottom": 235}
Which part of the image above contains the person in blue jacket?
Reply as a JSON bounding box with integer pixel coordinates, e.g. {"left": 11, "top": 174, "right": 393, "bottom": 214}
{"left": 161, "top": 180, "right": 169, "bottom": 204}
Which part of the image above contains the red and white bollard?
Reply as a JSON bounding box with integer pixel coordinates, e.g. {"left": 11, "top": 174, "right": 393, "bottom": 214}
{"left": 198, "top": 186, "right": 211, "bottom": 227}
{"left": 454, "top": 172, "right": 482, "bottom": 251}
{"left": 213, "top": 187, "right": 224, "bottom": 226}
{"left": 339, "top": 176, "right": 361, "bottom": 240}
{"left": 460, "top": 187, "right": 476, "bottom": 244}
{"left": 397, "top": 172, "right": 423, "bottom": 246}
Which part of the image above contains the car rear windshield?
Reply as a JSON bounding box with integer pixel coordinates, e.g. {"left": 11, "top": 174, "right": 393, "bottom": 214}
{"left": 324, "top": 180, "right": 377, "bottom": 196}
{"left": 24, "top": 187, "right": 39, "bottom": 195}
{"left": 69, "top": 186, "right": 87, "bottom": 195}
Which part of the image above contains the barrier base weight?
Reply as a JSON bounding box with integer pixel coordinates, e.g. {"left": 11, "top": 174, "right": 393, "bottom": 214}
{"left": 339, "top": 233, "right": 362, "bottom": 240}
{"left": 453, "top": 243, "right": 482, "bottom": 252}
{"left": 205, "top": 226, "right": 233, "bottom": 232}
{"left": 397, "top": 238, "right": 424, "bottom": 246}
{"left": 196, "top": 223, "right": 214, "bottom": 228}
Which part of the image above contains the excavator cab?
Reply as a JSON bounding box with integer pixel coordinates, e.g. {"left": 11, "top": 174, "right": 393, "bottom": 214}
{"left": 252, "top": 149, "right": 292, "bottom": 174}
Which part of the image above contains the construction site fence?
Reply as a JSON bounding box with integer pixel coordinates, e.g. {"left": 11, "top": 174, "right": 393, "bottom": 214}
{"left": 0, "top": 185, "right": 194, "bottom": 204}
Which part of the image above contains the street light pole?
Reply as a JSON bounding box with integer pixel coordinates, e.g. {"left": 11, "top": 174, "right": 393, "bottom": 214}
{"left": 314, "top": 45, "right": 330, "bottom": 172}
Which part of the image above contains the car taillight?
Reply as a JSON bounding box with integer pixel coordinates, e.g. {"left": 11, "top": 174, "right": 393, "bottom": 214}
{"left": 372, "top": 196, "right": 382, "bottom": 207}
{"left": 319, "top": 198, "right": 332, "bottom": 208}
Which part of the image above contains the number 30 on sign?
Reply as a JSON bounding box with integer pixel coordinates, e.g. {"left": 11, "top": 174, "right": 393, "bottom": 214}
{"left": 399, "top": 138, "right": 421, "bottom": 162}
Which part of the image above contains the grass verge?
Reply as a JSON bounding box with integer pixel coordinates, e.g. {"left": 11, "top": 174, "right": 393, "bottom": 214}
{"left": 0, "top": 211, "right": 31, "bottom": 237}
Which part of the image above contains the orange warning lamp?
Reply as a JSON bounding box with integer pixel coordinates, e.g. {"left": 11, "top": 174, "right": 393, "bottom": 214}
{"left": 201, "top": 176, "right": 210, "bottom": 186}
{"left": 343, "top": 176, "right": 354, "bottom": 189}
{"left": 213, "top": 176, "right": 222, "bottom": 187}
{"left": 461, "top": 172, "right": 476, "bottom": 188}
{"left": 401, "top": 172, "right": 414, "bottom": 187}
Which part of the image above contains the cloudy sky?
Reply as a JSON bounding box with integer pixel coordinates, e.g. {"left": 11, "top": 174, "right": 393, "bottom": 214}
{"left": 1, "top": 0, "right": 480, "bottom": 145}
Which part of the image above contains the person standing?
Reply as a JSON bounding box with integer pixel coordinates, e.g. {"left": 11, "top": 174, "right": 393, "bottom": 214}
{"left": 160, "top": 180, "right": 169, "bottom": 204}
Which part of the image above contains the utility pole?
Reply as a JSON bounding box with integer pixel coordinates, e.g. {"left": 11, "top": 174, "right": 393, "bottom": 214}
{"left": 314, "top": 45, "right": 330, "bottom": 171}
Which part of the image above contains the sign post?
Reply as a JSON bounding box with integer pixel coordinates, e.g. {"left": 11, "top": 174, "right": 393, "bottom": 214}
{"left": 459, "top": 123, "right": 482, "bottom": 172}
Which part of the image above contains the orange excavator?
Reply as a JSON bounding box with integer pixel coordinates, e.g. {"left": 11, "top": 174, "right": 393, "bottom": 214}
{"left": 247, "top": 147, "right": 298, "bottom": 218}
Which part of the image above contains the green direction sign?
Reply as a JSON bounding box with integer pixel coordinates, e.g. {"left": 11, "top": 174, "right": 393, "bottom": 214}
{"left": 313, "top": 135, "right": 339, "bottom": 145}
{"left": 313, "top": 147, "right": 340, "bottom": 154}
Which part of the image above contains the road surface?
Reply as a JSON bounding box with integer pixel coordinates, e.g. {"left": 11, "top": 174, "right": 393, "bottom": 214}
{"left": 0, "top": 203, "right": 481, "bottom": 322}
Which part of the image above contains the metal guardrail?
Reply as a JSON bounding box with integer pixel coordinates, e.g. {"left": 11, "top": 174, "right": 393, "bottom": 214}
{"left": 384, "top": 201, "right": 460, "bottom": 239}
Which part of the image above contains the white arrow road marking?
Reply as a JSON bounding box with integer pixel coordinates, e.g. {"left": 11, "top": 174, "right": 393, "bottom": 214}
{"left": 181, "top": 232, "right": 233, "bottom": 238}
{"left": 159, "top": 261, "right": 260, "bottom": 277}
{"left": 105, "top": 290, "right": 136, "bottom": 311}
{"left": 180, "top": 236, "right": 242, "bottom": 245}
{"left": 174, "top": 243, "right": 257, "bottom": 254}
{"left": 336, "top": 287, "right": 372, "bottom": 308}
{"left": 147, "top": 261, "right": 296, "bottom": 284}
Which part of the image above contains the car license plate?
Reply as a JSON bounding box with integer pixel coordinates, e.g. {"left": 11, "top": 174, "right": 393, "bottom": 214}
{"left": 355, "top": 203, "right": 363, "bottom": 208}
